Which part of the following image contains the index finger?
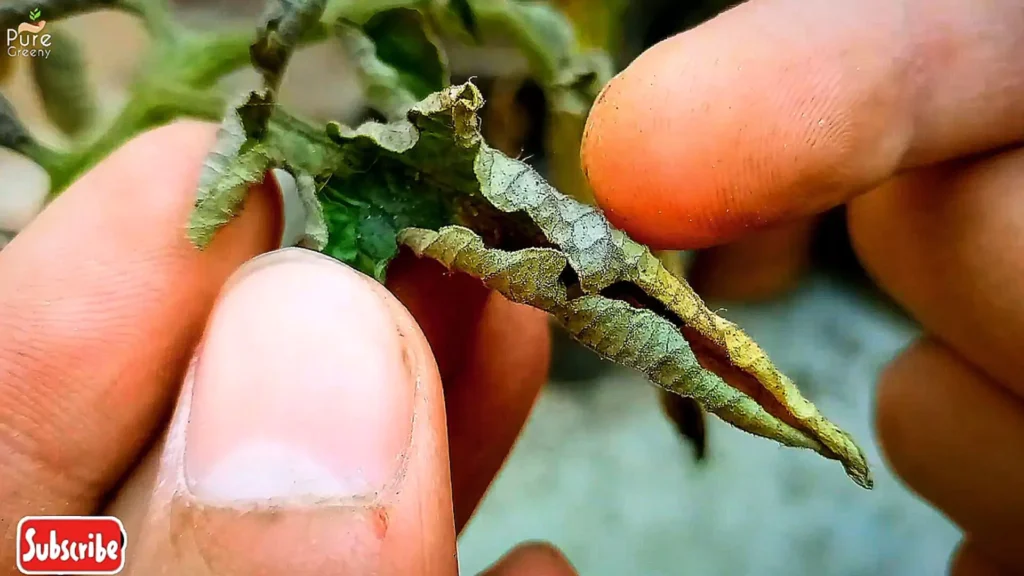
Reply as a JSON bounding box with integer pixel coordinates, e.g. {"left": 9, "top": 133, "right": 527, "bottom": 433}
{"left": 581, "top": 0, "right": 1024, "bottom": 249}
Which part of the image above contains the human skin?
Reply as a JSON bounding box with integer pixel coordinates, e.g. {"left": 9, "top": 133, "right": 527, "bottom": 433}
{"left": 582, "top": 0, "right": 1024, "bottom": 574}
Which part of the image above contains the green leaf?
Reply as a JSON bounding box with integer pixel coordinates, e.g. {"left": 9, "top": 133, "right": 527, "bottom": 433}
{"left": 318, "top": 160, "right": 454, "bottom": 280}
{"left": 362, "top": 8, "right": 449, "bottom": 101}
{"left": 29, "top": 8, "right": 41, "bottom": 21}
{"left": 30, "top": 27, "right": 97, "bottom": 138}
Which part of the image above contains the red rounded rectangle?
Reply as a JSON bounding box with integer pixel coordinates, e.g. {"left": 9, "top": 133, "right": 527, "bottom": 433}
{"left": 16, "top": 516, "right": 127, "bottom": 575}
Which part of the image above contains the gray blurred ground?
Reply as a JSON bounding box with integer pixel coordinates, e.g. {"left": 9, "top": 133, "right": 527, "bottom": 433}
{"left": 1, "top": 10, "right": 960, "bottom": 576}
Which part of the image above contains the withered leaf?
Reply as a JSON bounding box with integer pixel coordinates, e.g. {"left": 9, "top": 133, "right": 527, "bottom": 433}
{"left": 188, "top": 82, "right": 872, "bottom": 488}
{"left": 186, "top": 91, "right": 343, "bottom": 248}
{"left": 292, "top": 170, "right": 328, "bottom": 250}
{"left": 186, "top": 94, "right": 274, "bottom": 248}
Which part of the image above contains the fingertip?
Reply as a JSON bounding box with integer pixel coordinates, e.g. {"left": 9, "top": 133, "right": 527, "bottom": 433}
{"left": 184, "top": 248, "right": 421, "bottom": 505}
{"left": 117, "top": 248, "right": 459, "bottom": 575}
{"left": 581, "top": 0, "right": 912, "bottom": 249}
{"left": 950, "top": 539, "right": 1017, "bottom": 576}
{"left": 480, "top": 542, "right": 577, "bottom": 576}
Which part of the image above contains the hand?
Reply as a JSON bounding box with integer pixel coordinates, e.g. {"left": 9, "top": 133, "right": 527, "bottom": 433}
{"left": 0, "top": 121, "right": 576, "bottom": 575}
{"left": 582, "top": 0, "right": 1024, "bottom": 573}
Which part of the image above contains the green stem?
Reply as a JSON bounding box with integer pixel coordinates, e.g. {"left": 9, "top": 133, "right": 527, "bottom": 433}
{"left": 175, "top": 28, "right": 257, "bottom": 88}
{"left": 17, "top": 139, "right": 65, "bottom": 175}
{"left": 47, "top": 84, "right": 226, "bottom": 195}
{"left": 31, "top": 0, "right": 336, "bottom": 198}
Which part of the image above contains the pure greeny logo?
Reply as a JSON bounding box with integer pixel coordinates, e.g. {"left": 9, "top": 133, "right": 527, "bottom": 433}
{"left": 6, "top": 8, "right": 52, "bottom": 59}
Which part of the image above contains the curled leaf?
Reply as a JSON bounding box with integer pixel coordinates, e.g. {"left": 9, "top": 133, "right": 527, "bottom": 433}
{"left": 293, "top": 170, "right": 328, "bottom": 250}
{"left": 30, "top": 27, "right": 97, "bottom": 138}
{"left": 187, "top": 94, "right": 274, "bottom": 248}
{"left": 334, "top": 84, "right": 872, "bottom": 487}
{"left": 187, "top": 91, "right": 345, "bottom": 249}
{"left": 400, "top": 224, "right": 851, "bottom": 471}
{"left": 187, "top": 79, "right": 872, "bottom": 489}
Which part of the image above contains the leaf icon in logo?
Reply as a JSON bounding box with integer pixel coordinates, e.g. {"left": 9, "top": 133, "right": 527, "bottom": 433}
{"left": 29, "top": 8, "right": 42, "bottom": 21}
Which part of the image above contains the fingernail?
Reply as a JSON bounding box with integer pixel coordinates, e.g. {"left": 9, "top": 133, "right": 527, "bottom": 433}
{"left": 183, "top": 248, "right": 417, "bottom": 506}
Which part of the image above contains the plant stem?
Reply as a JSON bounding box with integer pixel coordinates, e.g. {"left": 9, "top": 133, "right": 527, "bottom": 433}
{"left": 17, "top": 140, "right": 64, "bottom": 175}
{"left": 47, "top": 84, "right": 226, "bottom": 194}
{"left": 32, "top": 0, "right": 337, "bottom": 198}
{"left": 42, "top": 7, "right": 333, "bottom": 196}
{"left": 175, "top": 28, "right": 257, "bottom": 87}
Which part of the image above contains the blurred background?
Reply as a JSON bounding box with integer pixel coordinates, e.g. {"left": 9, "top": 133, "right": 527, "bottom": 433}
{"left": 1, "top": 0, "right": 960, "bottom": 574}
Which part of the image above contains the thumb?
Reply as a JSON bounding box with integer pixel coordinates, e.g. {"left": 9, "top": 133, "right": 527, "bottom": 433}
{"left": 106, "top": 248, "right": 458, "bottom": 575}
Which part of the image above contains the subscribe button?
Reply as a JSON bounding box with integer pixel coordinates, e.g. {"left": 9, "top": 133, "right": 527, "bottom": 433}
{"left": 16, "top": 516, "right": 127, "bottom": 575}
